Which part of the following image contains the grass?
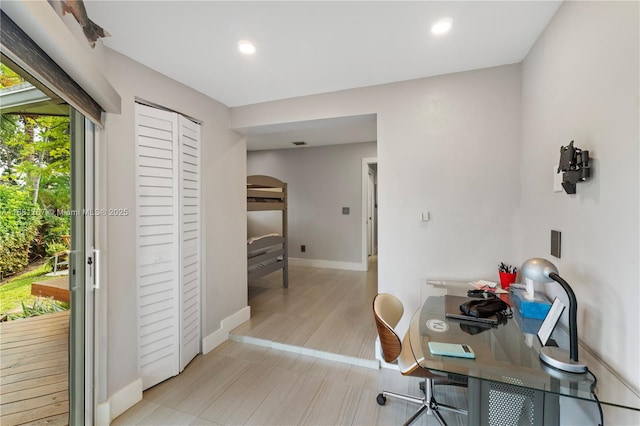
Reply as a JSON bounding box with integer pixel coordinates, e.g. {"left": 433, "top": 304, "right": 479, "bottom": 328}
{"left": 0, "top": 263, "right": 58, "bottom": 313}
{"left": 7, "top": 298, "right": 68, "bottom": 320}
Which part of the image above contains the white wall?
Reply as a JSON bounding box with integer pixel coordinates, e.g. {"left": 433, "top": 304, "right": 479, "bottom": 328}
{"left": 232, "top": 64, "right": 522, "bottom": 334}
{"left": 520, "top": 0, "right": 639, "bottom": 397}
{"left": 101, "top": 49, "right": 247, "bottom": 401}
{"left": 247, "top": 142, "right": 377, "bottom": 266}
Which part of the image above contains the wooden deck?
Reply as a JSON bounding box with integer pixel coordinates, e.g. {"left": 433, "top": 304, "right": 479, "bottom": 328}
{"left": 0, "top": 311, "right": 69, "bottom": 425}
{"left": 31, "top": 276, "right": 70, "bottom": 303}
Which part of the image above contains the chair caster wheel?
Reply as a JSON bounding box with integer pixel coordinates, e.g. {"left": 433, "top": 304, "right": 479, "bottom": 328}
{"left": 376, "top": 393, "right": 386, "bottom": 405}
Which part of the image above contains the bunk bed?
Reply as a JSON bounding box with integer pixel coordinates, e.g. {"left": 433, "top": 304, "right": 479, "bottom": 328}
{"left": 247, "top": 175, "right": 288, "bottom": 288}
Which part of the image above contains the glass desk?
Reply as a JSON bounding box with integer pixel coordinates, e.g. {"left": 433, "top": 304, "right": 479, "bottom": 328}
{"left": 408, "top": 280, "right": 640, "bottom": 425}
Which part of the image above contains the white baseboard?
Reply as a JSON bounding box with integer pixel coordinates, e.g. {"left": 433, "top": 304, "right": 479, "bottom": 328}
{"left": 95, "top": 379, "right": 142, "bottom": 425}
{"left": 202, "top": 306, "right": 251, "bottom": 354}
{"left": 289, "top": 257, "right": 366, "bottom": 271}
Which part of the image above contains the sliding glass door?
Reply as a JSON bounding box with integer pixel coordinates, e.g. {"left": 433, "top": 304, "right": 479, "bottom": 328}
{"left": 2, "top": 11, "right": 100, "bottom": 424}
{"left": 69, "top": 108, "right": 96, "bottom": 425}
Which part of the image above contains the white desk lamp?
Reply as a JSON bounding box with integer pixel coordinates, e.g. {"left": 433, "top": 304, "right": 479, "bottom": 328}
{"left": 521, "top": 258, "right": 587, "bottom": 373}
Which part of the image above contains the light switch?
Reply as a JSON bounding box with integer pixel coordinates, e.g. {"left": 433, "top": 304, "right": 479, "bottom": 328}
{"left": 420, "top": 211, "right": 430, "bottom": 221}
{"left": 342, "top": 207, "right": 350, "bottom": 215}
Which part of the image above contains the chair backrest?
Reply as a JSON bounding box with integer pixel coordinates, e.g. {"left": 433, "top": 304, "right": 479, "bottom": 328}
{"left": 373, "top": 293, "right": 404, "bottom": 363}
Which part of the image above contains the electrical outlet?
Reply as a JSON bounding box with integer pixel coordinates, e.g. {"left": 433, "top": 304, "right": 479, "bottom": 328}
{"left": 301, "top": 245, "right": 306, "bottom": 253}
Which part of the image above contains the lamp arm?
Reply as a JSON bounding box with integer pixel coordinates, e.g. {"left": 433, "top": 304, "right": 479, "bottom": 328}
{"left": 549, "top": 272, "right": 579, "bottom": 362}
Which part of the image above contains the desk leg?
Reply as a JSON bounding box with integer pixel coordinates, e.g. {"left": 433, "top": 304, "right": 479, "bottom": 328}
{"left": 467, "top": 378, "right": 482, "bottom": 425}
{"left": 467, "top": 378, "right": 559, "bottom": 425}
{"left": 543, "top": 392, "right": 560, "bottom": 425}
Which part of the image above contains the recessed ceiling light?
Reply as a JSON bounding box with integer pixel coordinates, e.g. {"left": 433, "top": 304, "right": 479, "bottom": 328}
{"left": 238, "top": 40, "right": 256, "bottom": 55}
{"left": 431, "top": 18, "right": 453, "bottom": 35}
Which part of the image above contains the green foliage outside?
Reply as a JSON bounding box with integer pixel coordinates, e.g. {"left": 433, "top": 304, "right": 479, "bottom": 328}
{"left": 0, "top": 262, "right": 57, "bottom": 313}
{"left": 6, "top": 298, "right": 68, "bottom": 320}
{"left": 1, "top": 62, "right": 71, "bottom": 278}
{"left": 0, "top": 185, "right": 41, "bottom": 278}
{"left": 0, "top": 63, "right": 23, "bottom": 87}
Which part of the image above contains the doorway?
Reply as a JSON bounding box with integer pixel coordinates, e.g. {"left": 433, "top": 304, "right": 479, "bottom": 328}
{"left": 367, "top": 163, "right": 378, "bottom": 257}
{"left": 361, "top": 157, "right": 378, "bottom": 272}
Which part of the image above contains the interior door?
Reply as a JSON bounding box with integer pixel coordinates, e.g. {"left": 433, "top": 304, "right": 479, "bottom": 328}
{"left": 135, "top": 103, "right": 202, "bottom": 388}
{"left": 135, "top": 103, "right": 181, "bottom": 389}
{"left": 178, "top": 115, "right": 201, "bottom": 371}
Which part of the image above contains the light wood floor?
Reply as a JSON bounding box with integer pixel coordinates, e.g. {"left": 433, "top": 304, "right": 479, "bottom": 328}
{"left": 230, "top": 259, "right": 379, "bottom": 363}
{"left": 114, "top": 259, "right": 467, "bottom": 425}
{"left": 0, "top": 310, "right": 70, "bottom": 426}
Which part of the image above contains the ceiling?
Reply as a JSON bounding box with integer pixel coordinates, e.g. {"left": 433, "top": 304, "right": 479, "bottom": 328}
{"left": 84, "top": 1, "right": 561, "bottom": 150}
{"left": 245, "top": 114, "right": 376, "bottom": 151}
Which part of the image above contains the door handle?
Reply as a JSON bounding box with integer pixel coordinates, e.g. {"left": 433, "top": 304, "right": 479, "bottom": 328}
{"left": 92, "top": 249, "right": 100, "bottom": 290}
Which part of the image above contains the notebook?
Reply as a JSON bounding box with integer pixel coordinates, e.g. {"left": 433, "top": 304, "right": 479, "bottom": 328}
{"left": 444, "top": 295, "right": 500, "bottom": 325}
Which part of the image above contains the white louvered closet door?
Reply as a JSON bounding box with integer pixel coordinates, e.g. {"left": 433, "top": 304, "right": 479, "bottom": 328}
{"left": 135, "top": 104, "right": 201, "bottom": 390}
{"left": 178, "top": 115, "right": 201, "bottom": 371}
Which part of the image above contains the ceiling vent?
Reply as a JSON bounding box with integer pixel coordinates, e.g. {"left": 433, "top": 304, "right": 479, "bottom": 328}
{"left": 292, "top": 141, "right": 306, "bottom": 146}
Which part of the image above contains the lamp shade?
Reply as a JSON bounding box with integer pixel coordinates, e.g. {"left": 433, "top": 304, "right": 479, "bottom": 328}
{"left": 521, "top": 258, "right": 559, "bottom": 283}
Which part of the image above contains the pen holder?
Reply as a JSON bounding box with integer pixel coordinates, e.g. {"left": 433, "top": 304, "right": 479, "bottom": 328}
{"left": 499, "top": 272, "right": 516, "bottom": 289}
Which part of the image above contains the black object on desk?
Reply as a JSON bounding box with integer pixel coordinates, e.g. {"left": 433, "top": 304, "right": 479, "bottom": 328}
{"left": 444, "top": 295, "right": 502, "bottom": 325}
{"left": 459, "top": 297, "right": 511, "bottom": 319}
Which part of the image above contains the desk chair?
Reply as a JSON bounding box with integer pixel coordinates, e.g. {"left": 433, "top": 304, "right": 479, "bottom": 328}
{"left": 373, "top": 293, "right": 468, "bottom": 426}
